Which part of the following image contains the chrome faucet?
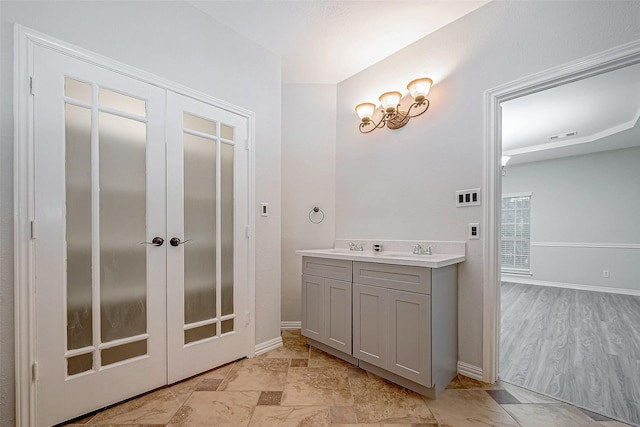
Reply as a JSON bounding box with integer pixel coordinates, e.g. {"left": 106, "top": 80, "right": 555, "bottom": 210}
{"left": 413, "top": 244, "right": 432, "bottom": 255}
{"left": 348, "top": 242, "right": 364, "bottom": 251}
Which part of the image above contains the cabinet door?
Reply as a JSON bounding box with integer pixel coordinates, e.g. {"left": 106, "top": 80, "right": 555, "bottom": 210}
{"left": 301, "top": 274, "right": 325, "bottom": 342}
{"left": 324, "top": 279, "right": 352, "bottom": 354}
{"left": 388, "top": 289, "right": 431, "bottom": 385}
{"left": 353, "top": 284, "right": 387, "bottom": 368}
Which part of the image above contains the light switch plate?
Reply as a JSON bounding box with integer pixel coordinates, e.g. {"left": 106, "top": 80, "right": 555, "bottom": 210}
{"left": 456, "top": 188, "right": 481, "bottom": 207}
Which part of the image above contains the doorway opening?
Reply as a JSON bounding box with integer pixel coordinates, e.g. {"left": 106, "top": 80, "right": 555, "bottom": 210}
{"left": 483, "top": 40, "right": 640, "bottom": 427}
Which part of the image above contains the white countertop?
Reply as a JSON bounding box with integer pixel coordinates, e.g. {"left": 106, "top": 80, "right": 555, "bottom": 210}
{"left": 296, "top": 248, "right": 465, "bottom": 268}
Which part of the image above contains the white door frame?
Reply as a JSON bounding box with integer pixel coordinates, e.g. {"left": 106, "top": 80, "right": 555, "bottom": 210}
{"left": 481, "top": 39, "right": 640, "bottom": 383}
{"left": 13, "top": 25, "right": 256, "bottom": 427}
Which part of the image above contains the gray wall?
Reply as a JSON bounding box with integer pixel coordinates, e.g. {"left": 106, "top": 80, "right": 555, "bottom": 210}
{"left": 502, "top": 146, "right": 640, "bottom": 291}
{"left": 281, "top": 84, "right": 337, "bottom": 323}
{"left": 0, "top": 2, "right": 282, "bottom": 425}
{"left": 335, "top": 1, "right": 640, "bottom": 370}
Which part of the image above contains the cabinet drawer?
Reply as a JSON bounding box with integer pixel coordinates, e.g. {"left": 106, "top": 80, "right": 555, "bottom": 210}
{"left": 302, "top": 256, "right": 352, "bottom": 282}
{"left": 353, "top": 262, "right": 431, "bottom": 294}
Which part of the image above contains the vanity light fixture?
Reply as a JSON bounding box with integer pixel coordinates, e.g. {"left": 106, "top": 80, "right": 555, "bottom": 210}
{"left": 355, "top": 77, "right": 432, "bottom": 133}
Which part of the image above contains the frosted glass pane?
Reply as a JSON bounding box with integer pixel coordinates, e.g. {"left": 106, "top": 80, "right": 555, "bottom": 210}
{"left": 67, "top": 353, "right": 93, "bottom": 376}
{"left": 65, "top": 104, "right": 93, "bottom": 351}
{"left": 101, "top": 340, "right": 147, "bottom": 366}
{"left": 184, "top": 132, "right": 216, "bottom": 324}
{"left": 185, "top": 324, "right": 216, "bottom": 344}
{"left": 184, "top": 113, "right": 216, "bottom": 136}
{"left": 99, "top": 112, "right": 147, "bottom": 342}
{"left": 220, "top": 124, "right": 234, "bottom": 141}
{"left": 221, "top": 319, "right": 234, "bottom": 334}
{"left": 64, "top": 78, "right": 92, "bottom": 103}
{"left": 221, "top": 143, "right": 234, "bottom": 316}
{"left": 99, "top": 87, "right": 146, "bottom": 117}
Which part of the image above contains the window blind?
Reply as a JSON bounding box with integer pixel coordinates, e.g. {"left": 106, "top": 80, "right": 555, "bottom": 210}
{"left": 501, "top": 194, "right": 531, "bottom": 272}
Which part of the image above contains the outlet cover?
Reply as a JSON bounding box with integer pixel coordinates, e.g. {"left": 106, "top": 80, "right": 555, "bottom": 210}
{"left": 469, "top": 223, "right": 480, "bottom": 240}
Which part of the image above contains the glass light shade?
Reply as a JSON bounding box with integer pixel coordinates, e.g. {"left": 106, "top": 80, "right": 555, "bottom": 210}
{"left": 501, "top": 155, "right": 511, "bottom": 166}
{"left": 379, "top": 91, "right": 402, "bottom": 113}
{"left": 407, "top": 77, "right": 433, "bottom": 102}
{"left": 355, "top": 102, "right": 376, "bottom": 122}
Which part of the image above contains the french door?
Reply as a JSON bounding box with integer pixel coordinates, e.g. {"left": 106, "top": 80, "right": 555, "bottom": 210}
{"left": 32, "top": 45, "right": 249, "bottom": 426}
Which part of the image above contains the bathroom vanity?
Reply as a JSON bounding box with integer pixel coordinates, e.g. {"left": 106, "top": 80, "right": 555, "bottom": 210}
{"left": 297, "top": 241, "right": 465, "bottom": 399}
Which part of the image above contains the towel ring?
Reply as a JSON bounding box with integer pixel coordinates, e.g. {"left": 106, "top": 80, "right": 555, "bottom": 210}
{"left": 308, "top": 206, "right": 325, "bottom": 224}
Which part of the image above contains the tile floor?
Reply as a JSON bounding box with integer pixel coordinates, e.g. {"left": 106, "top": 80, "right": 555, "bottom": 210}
{"left": 61, "top": 330, "right": 634, "bottom": 427}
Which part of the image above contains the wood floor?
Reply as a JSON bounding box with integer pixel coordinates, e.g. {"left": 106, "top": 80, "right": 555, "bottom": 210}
{"left": 500, "top": 282, "right": 640, "bottom": 426}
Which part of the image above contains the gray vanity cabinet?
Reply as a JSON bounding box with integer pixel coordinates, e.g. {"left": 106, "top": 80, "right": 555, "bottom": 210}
{"left": 352, "top": 261, "right": 456, "bottom": 398}
{"left": 301, "top": 257, "right": 353, "bottom": 355}
{"left": 353, "top": 262, "right": 432, "bottom": 386}
{"left": 300, "top": 255, "right": 458, "bottom": 398}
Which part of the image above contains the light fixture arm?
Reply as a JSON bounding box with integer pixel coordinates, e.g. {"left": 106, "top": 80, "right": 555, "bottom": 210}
{"left": 358, "top": 112, "right": 389, "bottom": 133}
{"left": 406, "top": 99, "right": 430, "bottom": 118}
{"left": 358, "top": 99, "right": 430, "bottom": 133}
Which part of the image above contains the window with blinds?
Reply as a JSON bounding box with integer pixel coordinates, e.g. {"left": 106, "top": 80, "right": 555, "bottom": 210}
{"left": 501, "top": 193, "right": 531, "bottom": 273}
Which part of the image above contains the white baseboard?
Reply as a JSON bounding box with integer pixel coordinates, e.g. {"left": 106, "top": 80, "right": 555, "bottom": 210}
{"left": 254, "top": 336, "right": 283, "bottom": 356}
{"left": 502, "top": 275, "right": 640, "bottom": 297}
{"left": 457, "top": 361, "right": 483, "bottom": 381}
{"left": 280, "top": 321, "right": 301, "bottom": 330}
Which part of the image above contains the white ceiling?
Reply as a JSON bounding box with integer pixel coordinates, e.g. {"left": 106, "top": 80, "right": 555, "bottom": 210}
{"left": 502, "top": 62, "right": 640, "bottom": 164}
{"left": 187, "top": 0, "right": 490, "bottom": 84}
{"left": 186, "top": 1, "right": 640, "bottom": 163}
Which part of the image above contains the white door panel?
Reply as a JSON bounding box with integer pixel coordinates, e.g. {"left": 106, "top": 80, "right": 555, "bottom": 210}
{"left": 166, "top": 91, "right": 249, "bottom": 383}
{"left": 34, "top": 44, "right": 167, "bottom": 426}
{"left": 32, "top": 45, "right": 250, "bottom": 426}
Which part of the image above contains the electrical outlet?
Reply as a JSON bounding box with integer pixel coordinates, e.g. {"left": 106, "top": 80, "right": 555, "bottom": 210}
{"left": 468, "top": 223, "right": 480, "bottom": 240}
{"left": 602, "top": 270, "right": 609, "bottom": 278}
{"left": 456, "top": 188, "right": 481, "bottom": 207}
{"left": 260, "top": 202, "right": 269, "bottom": 217}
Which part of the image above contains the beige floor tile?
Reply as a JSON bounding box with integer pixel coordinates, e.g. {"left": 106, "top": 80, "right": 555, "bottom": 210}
{"left": 500, "top": 381, "right": 559, "bottom": 404}
{"left": 502, "top": 403, "right": 602, "bottom": 427}
{"left": 281, "top": 329, "right": 305, "bottom": 340}
{"left": 166, "top": 391, "right": 259, "bottom": 427}
{"left": 198, "top": 360, "right": 237, "bottom": 379}
{"left": 330, "top": 405, "right": 358, "bottom": 423}
{"left": 262, "top": 329, "right": 310, "bottom": 360}
{"left": 425, "top": 389, "right": 519, "bottom": 427}
{"left": 88, "top": 387, "right": 182, "bottom": 425}
{"left": 219, "top": 358, "right": 290, "bottom": 391}
{"left": 349, "top": 374, "right": 435, "bottom": 424}
{"left": 446, "top": 374, "right": 503, "bottom": 390}
{"left": 308, "top": 346, "right": 356, "bottom": 368}
{"left": 248, "top": 405, "right": 330, "bottom": 426}
{"left": 281, "top": 367, "right": 353, "bottom": 406}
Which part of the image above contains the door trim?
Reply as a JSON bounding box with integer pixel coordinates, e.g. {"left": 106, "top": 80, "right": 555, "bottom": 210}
{"left": 481, "top": 39, "right": 640, "bottom": 384}
{"left": 13, "top": 24, "right": 256, "bottom": 427}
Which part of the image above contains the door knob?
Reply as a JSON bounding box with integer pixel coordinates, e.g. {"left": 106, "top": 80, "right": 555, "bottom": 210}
{"left": 141, "top": 237, "right": 164, "bottom": 246}
{"left": 170, "top": 237, "right": 192, "bottom": 247}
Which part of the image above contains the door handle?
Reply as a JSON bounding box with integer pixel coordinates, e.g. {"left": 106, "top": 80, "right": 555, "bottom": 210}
{"left": 141, "top": 237, "right": 164, "bottom": 246}
{"left": 170, "top": 237, "right": 192, "bottom": 247}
